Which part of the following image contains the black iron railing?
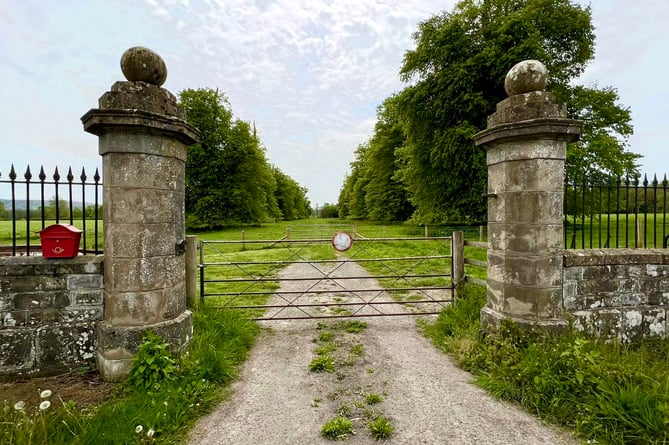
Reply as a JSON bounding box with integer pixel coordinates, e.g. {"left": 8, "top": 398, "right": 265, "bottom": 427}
{"left": 564, "top": 174, "right": 668, "bottom": 249}
{"left": 0, "top": 165, "right": 103, "bottom": 256}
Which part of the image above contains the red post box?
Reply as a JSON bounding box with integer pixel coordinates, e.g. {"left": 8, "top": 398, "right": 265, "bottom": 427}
{"left": 38, "top": 224, "right": 83, "bottom": 258}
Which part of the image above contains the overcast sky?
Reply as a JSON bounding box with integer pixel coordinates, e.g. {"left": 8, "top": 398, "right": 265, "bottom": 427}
{"left": 1, "top": 0, "right": 667, "bottom": 206}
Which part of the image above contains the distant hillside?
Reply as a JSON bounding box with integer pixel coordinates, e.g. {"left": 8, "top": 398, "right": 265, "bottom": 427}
{"left": 0, "top": 199, "right": 88, "bottom": 210}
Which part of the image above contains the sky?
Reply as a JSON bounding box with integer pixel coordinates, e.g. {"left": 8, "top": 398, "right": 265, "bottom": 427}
{"left": 1, "top": 0, "right": 667, "bottom": 207}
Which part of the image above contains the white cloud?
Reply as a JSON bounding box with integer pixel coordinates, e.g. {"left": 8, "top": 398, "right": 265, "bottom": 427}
{"left": 0, "top": 0, "right": 666, "bottom": 206}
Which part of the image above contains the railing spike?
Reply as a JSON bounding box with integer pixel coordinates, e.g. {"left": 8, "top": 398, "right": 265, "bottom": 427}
{"left": 9, "top": 164, "right": 16, "bottom": 180}
{"left": 80, "top": 167, "right": 87, "bottom": 182}
{"left": 652, "top": 174, "right": 658, "bottom": 186}
{"left": 39, "top": 166, "right": 46, "bottom": 182}
{"left": 643, "top": 173, "right": 648, "bottom": 187}
{"left": 94, "top": 168, "right": 100, "bottom": 182}
{"left": 24, "top": 165, "right": 32, "bottom": 181}
{"left": 67, "top": 167, "right": 74, "bottom": 183}
{"left": 53, "top": 166, "right": 60, "bottom": 182}
{"left": 664, "top": 174, "right": 668, "bottom": 187}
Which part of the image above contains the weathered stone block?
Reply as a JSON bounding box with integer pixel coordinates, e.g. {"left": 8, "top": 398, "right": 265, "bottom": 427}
{"left": 0, "top": 329, "right": 34, "bottom": 372}
{"left": 34, "top": 324, "right": 98, "bottom": 373}
{"left": 8, "top": 276, "right": 66, "bottom": 293}
{"left": 571, "top": 309, "right": 621, "bottom": 339}
{"left": 67, "top": 274, "right": 103, "bottom": 290}
{"left": 487, "top": 251, "right": 562, "bottom": 287}
{"left": 105, "top": 289, "right": 165, "bottom": 326}
{"left": 162, "top": 281, "right": 186, "bottom": 320}
{"left": 620, "top": 308, "right": 667, "bottom": 342}
{"left": 489, "top": 191, "right": 563, "bottom": 224}
{"left": 70, "top": 289, "right": 104, "bottom": 306}
{"left": 486, "top": 139, "right": 567, "bottom": 166}
{"left": 105, "top": 223, "right": 178, "bottom": 258}
{"left": 488, "top": 223, "right": 563, "bottom": 253}
{"left": 99, "top": 129, "right": 189, "bottom": 160}
{"left": 63, "top": 307, "right": 103, "bottom": 324}
{"left": 1, "top": 310, "right": 29, "bottom": 327}
{"left": 108, "top": 256, "right": 171, "bottom": 292}
{"left": 105, "top": 188, "right": 178, "bottom": 224}
{"left": 488, "top": 158, "right": 565, "bottom": 193}
{"left": 105, "top": 152, "right": 184, "bottom": 189}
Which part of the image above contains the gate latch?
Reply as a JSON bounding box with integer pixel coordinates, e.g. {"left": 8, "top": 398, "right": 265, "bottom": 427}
{"left": 175, "top": 239, "right": 186, "bottom": 255}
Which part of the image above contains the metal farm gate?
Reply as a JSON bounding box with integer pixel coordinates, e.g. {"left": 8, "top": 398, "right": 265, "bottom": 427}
{"left": 199, "top": 226, "right": 454, "bottom": 321}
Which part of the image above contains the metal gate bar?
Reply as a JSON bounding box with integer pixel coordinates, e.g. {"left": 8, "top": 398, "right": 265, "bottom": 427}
{"left": 200, "top": 234, "right": 453, "bottom": 320}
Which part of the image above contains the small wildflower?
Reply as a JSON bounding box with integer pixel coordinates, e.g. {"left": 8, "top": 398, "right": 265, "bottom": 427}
{"left": 39, "top": 400, "right": 51, "bottom": 410}
{"left": 14, "top": 401, "right": 25, "bottom": 411}
{"left": 135, "top": 425, "right": 143, "bottom": 434}
{"left": 40, "top": 389, "right": 52, "bottom": 398}
{"left": 163, "top": 401, "right": 168, "bottom": 406}
{"left": 147, "top": 428, "right": 155, "bottom": 438}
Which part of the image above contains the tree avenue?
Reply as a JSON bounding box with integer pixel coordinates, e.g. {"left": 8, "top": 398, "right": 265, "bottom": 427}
{"left": 179, "top": 88, "right": 311, "bottom": 229}
{"left": 339, "top": 0, "right": 640, "bottom": 224}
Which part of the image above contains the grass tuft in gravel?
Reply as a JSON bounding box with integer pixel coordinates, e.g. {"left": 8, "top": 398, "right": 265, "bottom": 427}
{"left": 321, "top": 416, "right": 353, "bottom": 440}
{"left": 310, "top": 355, "right": 336, "bottom": 373}
{"left": 368, "top": 415, "right": 395, "bottom": 440}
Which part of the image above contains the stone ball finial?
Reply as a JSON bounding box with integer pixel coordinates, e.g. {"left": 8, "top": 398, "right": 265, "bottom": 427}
{"left": 504, "top": 60, "right": 548, "bottom": 96}
{"left": 120, "top": 46, "right": 168, "bottom": 86}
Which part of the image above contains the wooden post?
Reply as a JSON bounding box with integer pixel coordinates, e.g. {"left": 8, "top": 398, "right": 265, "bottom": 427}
{"left": 636, "top": 219, "right": 644, "bottom": 248}
{"left": 185, "top": 235, "right": 198, "bottom": 309}
{"left": 479, "top": 225, "right": 484, "bottom": 242}
{"left": 452, "top": 231, "right": 464, "bottom": 300}
{"left": 424, "top": 225, "right": 429, "bottom": 238}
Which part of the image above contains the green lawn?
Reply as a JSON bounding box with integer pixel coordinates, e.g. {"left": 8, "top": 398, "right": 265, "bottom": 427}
{"left": 565, "top": 212, "right": 668, "bottom": 248}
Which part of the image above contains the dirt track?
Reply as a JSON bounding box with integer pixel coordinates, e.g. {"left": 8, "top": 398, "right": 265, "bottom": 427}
{"left": 188, "top": 261, "right": 579, "bottom": 445}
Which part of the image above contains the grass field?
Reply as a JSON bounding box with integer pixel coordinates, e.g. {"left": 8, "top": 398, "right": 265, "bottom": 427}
{"left": 565, "top": 212, "right": 668, "bottom": 248}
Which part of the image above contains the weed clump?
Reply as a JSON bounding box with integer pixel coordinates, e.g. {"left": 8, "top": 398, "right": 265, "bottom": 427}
{"left": 321, "top": 416, "right": 353, "bottom": 440}
{"left": 368, "top": 415, "right": 395, "bottom": 440}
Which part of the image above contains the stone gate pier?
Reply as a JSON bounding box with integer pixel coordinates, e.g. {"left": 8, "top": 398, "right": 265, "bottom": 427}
{"left": 474, "top": 60, "right": 582, "bottom": 331}
{"left": 81, "top": 47, "right": 198, "bottom": 381}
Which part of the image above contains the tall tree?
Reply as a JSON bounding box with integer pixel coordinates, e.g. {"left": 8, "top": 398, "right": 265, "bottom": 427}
{"left": 271, "top": 166, "right": 311, "bottom": 221}
{"left": 338, "top": 144, "right": 370, "bottom": 220}
{"left": 396, "top": 0, "right": 639, "bottom": 223}
{"left": 179, "top": 88, "right": 277, "bottom": 228}
{"left": 363, "top": 95, "right": 414, "bottom": 221}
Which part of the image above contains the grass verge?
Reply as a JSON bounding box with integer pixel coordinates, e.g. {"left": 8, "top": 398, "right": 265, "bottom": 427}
{"left": 422, "top": 283, "right": 669, "bottom": 445}
{"left": 1, "top": 305, "right": 259, "bottom": 444}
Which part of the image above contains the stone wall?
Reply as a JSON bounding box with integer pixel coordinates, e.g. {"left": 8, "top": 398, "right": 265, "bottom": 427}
{"left": 0, "top": 256, "right": 103, "bottom": 377}
{"left": 563, "top": 249, "right": 669, "bottom": 341}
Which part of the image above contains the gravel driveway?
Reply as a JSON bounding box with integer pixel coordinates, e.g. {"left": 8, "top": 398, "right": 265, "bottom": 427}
{"left": 189, "top": 261, "right": 579, "bottom": 445}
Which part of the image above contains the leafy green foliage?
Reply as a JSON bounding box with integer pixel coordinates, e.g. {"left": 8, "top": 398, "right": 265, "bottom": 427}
{"left": 342, "top": 0, "right": 640, "bottom": 224}
{"left": 425, "top": 284, "right": 669, "bottom": 444}
{"left": 559, "top": 84, "right": 640, "bottom": 178}
{"left": 179, "top": 88, "right": 310, "bottom": 229}
{"left": 321, "top": 416, "right": 353, "bottom": 440}
{"left": 319, "top": 203, "right": 339, "bottom": 218}
{"left": 127, "top": 331, "right": 177, "bottom": 392}
{"left": 338, "top": 96, "right": 414, "bottom": 221}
